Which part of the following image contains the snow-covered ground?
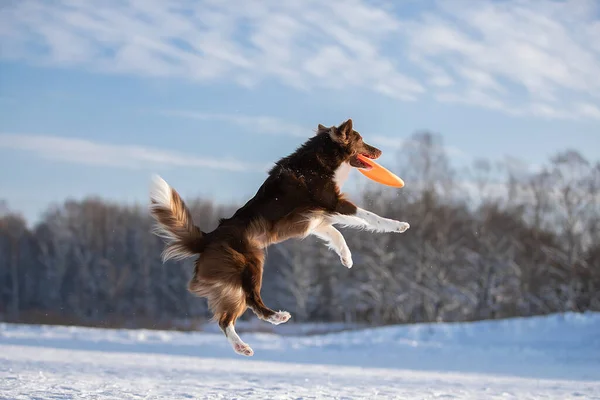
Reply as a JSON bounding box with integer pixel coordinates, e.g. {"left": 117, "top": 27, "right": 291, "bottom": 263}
{"left": 1, "top": 312, "right": 599, "bottom": 399}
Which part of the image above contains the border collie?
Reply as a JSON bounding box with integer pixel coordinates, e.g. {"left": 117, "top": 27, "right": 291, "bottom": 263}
{"left": 149, "top": 119, "right": 410, "bottom": 356}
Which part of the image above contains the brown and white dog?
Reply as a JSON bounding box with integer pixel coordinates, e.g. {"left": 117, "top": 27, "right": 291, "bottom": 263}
{"left": 149, "top": 119, "right": 409, "bottom": 356}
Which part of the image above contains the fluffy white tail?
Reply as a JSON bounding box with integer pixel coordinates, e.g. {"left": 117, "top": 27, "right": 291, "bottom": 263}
{"left": 149, "top": 175, "right": 205, "bottom": 262}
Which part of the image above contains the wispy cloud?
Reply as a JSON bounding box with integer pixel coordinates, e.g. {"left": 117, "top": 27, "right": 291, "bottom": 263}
{"left": 405, "top": 0, "right": 600, "bottom": 120}
{"left": 161, "top": 110, "right": 468, "bottom": 158}
{"left": 1, "top": 0, "right": 599, "bottom": 120}
{"left": 0, "top": 0, "right": 422, "bottom": 101}
{"left": 370, "top": 135, "right": 466, "bottom": 160}
{"left": 0, "top": 133, "right": 266, "bottom": 172}
{"left": 161, "top": 111, "right": 311, "bottom": 138}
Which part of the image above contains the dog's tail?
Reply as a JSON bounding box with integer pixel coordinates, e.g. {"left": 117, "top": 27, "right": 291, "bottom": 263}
{"left": 149, "top": 175, "right": 205, "bottom": 262}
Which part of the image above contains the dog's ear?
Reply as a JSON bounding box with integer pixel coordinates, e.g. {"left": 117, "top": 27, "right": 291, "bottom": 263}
{"left": 316, "top": 124, "right": 328, "bottom": 135}
{"left": 338, "top": 119, "right": 353, "bottom": 135}
{"left": 329, "top": 119, "right": 353, "bottom": 143}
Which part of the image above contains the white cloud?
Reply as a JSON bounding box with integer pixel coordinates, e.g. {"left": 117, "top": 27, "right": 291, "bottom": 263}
{"left": 1, "top": 0, "right": 599, "bottom": 120}
{"left": 368, "top": 135, "right": 406, "bottom": 150}
{"left": 160, "top": 111, "right": 311, "bottom": 138}
{"left": 0, "top": 133, "right": 266, "bottom": 172}
{"left": 436, "top": 90, "right": 508, "bottom": 114}
{"left": 342, "top": 132, "right": 467, "bottom": 160}
{"left": 405, "top": 0, "right": 600, "bottom": 120}
{"left": 428, "top": 74, "right": 455, "bottom": 88}
{"left": 160, "top": 111, "right": 468, "bottom": 159}
{"left": 0, "top": 0, "right": 422, "bottom": 101}
{"left": 576, "top": 103, "right": 600, "bottom": 119}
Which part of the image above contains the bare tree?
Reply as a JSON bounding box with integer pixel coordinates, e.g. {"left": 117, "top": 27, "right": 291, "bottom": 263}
{"left": 1, "top": 135, "right": 598, "bottom": 329}
{"left": 0, "top": 212, "right": 28, "bottom": 320}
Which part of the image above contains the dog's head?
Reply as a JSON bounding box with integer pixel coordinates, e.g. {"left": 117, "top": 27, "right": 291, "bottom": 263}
{"left": 317, "top": 119, "right": 382, "bottom": 170}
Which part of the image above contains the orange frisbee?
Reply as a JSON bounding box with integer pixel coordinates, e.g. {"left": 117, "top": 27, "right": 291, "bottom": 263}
{"left": 356, "top": 154, "right": 405, "bottom": 188}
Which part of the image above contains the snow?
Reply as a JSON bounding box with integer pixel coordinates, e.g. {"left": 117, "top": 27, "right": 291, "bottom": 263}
{"left": 1, "top": 312, "right": 599, "bottom": 399}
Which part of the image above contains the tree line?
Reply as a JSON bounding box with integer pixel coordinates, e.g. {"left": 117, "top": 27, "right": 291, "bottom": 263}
{"left": 1, "top": 132, "right": 598, "bottom": 330}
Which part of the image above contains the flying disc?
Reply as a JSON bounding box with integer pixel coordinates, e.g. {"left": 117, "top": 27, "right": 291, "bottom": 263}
{"left": 356, "top": 154, "right": 405, "bottom": 188}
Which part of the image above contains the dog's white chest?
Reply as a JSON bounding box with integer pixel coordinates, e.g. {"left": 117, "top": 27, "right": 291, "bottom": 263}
{"left": 334, "top": 162, "right": 351, "bottom": 189}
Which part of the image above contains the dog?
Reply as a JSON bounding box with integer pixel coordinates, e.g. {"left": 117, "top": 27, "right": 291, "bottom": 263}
{"left": 149, "top": 118, "right": 410, "bottom": 356}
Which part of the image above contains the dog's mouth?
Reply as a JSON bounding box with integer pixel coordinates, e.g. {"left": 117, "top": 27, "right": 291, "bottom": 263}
{"left": 350, "top": 153, "right": 377, "bottom": 170}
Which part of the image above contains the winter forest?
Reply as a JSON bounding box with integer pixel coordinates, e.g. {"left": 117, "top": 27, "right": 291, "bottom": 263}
{"left": 1, "top": 131, "right": 599, "bottom": 330}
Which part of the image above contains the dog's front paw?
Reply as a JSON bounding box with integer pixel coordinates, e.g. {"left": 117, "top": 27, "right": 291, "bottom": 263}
{"left": 394, "top": 221, "right": 410, "bottom": 233}
{"left": 340, "top": 251, "right": 353, "bottom": 268}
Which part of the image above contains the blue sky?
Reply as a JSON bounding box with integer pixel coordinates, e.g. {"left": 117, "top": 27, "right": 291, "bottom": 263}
{"left": 1, "top": 0, "right": 599, "bottom": 225}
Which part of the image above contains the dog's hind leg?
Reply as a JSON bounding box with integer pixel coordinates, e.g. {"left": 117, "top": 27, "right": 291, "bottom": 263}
{"left": 311, "top": 224, "right": 353, "bottom": 268}
{"left": 248, "top": 293, "right": 291, "bottom": 325}
{"left": 201, "top": 285, "right": 252, "bottom": 356}
{"left": 218, "top": 312, "right": 253, "bottom": 356}
{"left": 242, "top": 256, "right": 291, "bottom": 325}
{"left": 188, "top": 247, "right": 254, "bottom": 356}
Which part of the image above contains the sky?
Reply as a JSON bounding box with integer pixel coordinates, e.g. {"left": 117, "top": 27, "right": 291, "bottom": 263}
{"left": 1, "top": 0, "right": 599, "bottom": 225}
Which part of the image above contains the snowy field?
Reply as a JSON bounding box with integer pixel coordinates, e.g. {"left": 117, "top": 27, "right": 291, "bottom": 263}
{"left": 1, "top": 312, "right": 599, "bottom": 399}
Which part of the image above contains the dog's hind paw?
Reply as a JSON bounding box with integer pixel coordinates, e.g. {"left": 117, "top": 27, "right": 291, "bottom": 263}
{"left": 233, "top": 342, "right": 254, "bottom": 356}
{"left": 267, "top": 311, "right": 291, "bottom": 325}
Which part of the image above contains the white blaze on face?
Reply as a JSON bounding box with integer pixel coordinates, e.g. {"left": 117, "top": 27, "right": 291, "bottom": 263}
{"left": 334, "top": 162, "right": 351, "bottom": 189}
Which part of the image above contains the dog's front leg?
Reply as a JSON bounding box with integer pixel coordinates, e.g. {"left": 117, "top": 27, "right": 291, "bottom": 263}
{"left": 330, "top": 199, "right": 410, "bottom": 233}
{"left": 354, "top": 207, "right": 410, "bottom": 233}
{"left": 311, "top": 225, "right": 353, "bottom": 268}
